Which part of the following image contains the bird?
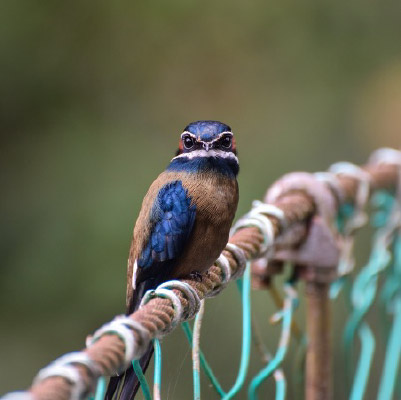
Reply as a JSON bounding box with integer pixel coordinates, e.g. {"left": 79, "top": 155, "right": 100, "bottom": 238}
{"left": 106, "top": 120, "right": 239, "bottom": 400}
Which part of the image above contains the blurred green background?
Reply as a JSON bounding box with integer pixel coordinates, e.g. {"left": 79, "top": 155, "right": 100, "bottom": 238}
{"left": 1, "top": 1, "right": 401, "bottom": 398}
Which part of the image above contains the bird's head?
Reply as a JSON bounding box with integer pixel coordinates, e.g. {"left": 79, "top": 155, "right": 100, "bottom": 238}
{"left": 168, "top": 120, "right": 239, "bottom": 177}
{"left": 176, "top": 120, "right": 237, "bottom": 156}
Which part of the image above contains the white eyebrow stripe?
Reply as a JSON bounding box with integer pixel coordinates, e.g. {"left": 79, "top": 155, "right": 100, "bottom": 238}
{"left": 181, "top": 131, "right": 233, "bottom": 145}
{"left": 172, "top": 149, "right": 238, "bottom": 162}
{"left": 181, "top": 131, "right": 196, "bottom": 138}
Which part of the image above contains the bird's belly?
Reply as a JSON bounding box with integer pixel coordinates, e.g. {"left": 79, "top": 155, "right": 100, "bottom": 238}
{"left": 175, "top": 174, "right": 238, "bottom": 277}
{"left": 172, "top": 199, "right": 236, "bottom": 278}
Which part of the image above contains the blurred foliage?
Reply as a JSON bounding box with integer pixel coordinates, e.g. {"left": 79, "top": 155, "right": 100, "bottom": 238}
{"left": 1, "top": 0, "right": 400, "bottom": 398}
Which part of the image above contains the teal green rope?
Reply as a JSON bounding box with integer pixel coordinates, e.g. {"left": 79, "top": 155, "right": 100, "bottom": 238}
{"left": 182, "top": 261, "right": 252, "bottom": 399}
{"left": 193, "top": 355, "right": 201, "bottom": 400}
{"left": 343, "top": 244, "right": 381, "bottom": 386}
{"left": 181, "top": 322, "right": 225, "bottom": 397}
{"left": 130, "top": 339, "right": 162, "bottom": 400}
{"left": 248, "top": 283, "right": 298, "bottom": 400}
{"left": 264, "top": 356, "right": 287, "bottom": 400}
{"left": 222, "top": 263, "right": 252, "bottom": 400}
{"left": 251, "top": 317, "right": 288, "bottom": 400}
{"left": 377, "top": 296, "right": 401, "bottom": 400}
{"left": 343, "top": 191, "right": 395, "bottom": 391}
{"left": 349, "top": 323, "right": 375, "bottom": 400}
{"left": 153, "top": 339, "right": 162, "bottom": 399}
{"left": 343, "top": 264, "right": 377, "bottom": 347}
{"left": 192, "top": 300, "right": 205, "bottom": 400}
{"left": 276, "top": 379, "right": 286, "bottom": 400}
{"left": 377, "top": 235, "right": 401, "bottom": 400}
{"left": 274, "top": 370, "right": 286, "bottom": 400}
{"left": 133, "top": 360, "right": 152, "bottom": 400}
{"left": 329, "top": 276, "right": 345, "bottom": 299}
{"left": 330, "top": 203, "right": 357, "bottom": 299}
{"left": 93, "top": 377, "right": 106, "bottom": 400}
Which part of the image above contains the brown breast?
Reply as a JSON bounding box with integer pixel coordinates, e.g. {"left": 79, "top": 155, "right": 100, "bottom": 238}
{"left": 169, "top": 171, "right": 239, "bottom": 277}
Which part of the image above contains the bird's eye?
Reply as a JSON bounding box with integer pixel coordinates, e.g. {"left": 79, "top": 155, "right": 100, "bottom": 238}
{"left": 221, "top": 135, "right": 232, "bottom": 149}
{"left": 183, "top": 135, "right": 195, "bottom": 149}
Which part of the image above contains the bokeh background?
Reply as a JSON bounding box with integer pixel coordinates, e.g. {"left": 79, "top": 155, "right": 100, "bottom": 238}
{"left": 1, "top": 1, "right": 400, "bottom": 399}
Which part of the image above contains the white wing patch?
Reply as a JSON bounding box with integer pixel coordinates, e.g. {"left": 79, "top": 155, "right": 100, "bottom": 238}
{"left": 132, "top": 259, "right": 138, "bottom": 290}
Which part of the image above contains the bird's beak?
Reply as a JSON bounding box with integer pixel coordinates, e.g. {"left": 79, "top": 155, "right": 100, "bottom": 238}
{"left": 203, "top": 142, "right": 212, "bottom": 152}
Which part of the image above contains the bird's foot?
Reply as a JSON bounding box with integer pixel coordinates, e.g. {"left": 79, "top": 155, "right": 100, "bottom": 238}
{"left": 189, "top": 271, "right": 203, "bottom": 282}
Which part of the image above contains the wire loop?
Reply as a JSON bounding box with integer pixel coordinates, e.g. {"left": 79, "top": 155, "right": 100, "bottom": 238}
{"left": 140, "top": 288, "right": 183, "bottom": 336}
{"left": 0, "top": 393, "right": 34, "bottom": 400}
{"left": 231, "top": 215, "right": 275, "bottom": 257}
{"left": 51, "top": 352, "right": 100, "bottom": 381}
{"left": 33, "top": 352, "right": 102, "bottom": 399}
{"left": 114, "top": 316, "right": 150, "bottom": 351}
{"left": 34, "top": 364, "right": 84, "bottom": 400}
{"left": 251, "top": 201, "right": 287, "bottom": 230}
{"left": 87, "top": 317, "right": 148, "bottom": 372}
{"left": 157, "top": 280, "right": 201, "bottom": 320}
{"left": 265, "top": 171, "right": 337, "bottom": 225}
{"left": 329, "top": 162, "right": 370, "bottom": 234}
{"left": 314, "top": 172, "right": 345, "bottom": 206}
{"left": 207, "top": 254, "right": 231, "bottom": 297}
{"left": 225, "top": 242, "right": 247, "bottom": 280}
{"left": 368, "top": 147, "right": 401, "bottom": 166}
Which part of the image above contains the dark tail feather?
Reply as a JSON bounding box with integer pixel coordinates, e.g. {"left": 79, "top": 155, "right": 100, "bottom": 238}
{"left": 105, "top": 274, "right": 166, "bottom": 400}
{"left": 105, "top": 343, "right": 154, "bottom": 400}
{"left": 119, "top": 344, "right": 154, "bottom": 400}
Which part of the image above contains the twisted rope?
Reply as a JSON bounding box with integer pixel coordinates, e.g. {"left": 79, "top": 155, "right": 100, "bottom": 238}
{"left": 3, "top": 148, "right": 400, "bottom": 400}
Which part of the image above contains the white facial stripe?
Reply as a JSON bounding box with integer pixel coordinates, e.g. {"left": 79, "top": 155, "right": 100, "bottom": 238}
{"left": 172, "top": 149, "right": 238, "bottom": 162}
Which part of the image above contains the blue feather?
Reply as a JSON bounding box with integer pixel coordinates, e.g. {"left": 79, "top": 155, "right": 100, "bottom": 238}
{"left": 184, "top": 120, "right": 231, "bottom": 141}
{"left": 138, "top": 181, "right": 196, "bottom": 269}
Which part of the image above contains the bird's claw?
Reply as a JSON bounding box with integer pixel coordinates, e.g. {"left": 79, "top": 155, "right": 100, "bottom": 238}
{"left": 189, "top": 271, "right": 203, "bottom": 282}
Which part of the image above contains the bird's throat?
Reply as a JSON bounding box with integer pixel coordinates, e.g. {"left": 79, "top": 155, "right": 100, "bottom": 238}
{"left": 166, "top": 154, "right": 239, "bottom": 177}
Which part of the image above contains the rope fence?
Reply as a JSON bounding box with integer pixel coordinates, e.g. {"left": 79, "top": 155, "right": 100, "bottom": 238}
{"left": 2, "top": 147, "right": 401, "bottom": 400}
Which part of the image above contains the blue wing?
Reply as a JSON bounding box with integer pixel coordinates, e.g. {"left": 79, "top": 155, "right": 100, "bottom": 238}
{"left": 137, "top": 181, "right": 196, "bottom": 268}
